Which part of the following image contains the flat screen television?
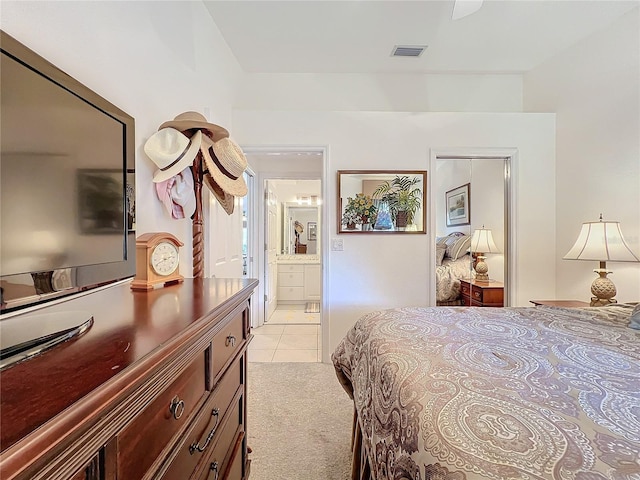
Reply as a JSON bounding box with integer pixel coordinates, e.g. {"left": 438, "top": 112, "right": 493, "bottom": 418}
{"left": 0, "top": 30, "right": 136, "bottom": 315}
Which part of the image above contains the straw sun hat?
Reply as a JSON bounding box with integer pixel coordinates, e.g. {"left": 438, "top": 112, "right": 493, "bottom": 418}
{"left": 144, "top": 128, "right": 202, "bottom": 183}
{"left": 203, "top": 173, "right": 235, "bottom": 215}
{"left": 200, "top": 135, "right": 248, "bottom": 197}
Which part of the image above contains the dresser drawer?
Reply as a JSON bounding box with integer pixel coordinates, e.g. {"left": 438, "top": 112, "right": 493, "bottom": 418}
{"left": 159, "top": 358, "right": 243, "bottom": 480}
{"left": 279, "top": 272, "right": 303, "bottom": 287}
{"left": 460, "top": 281, "right": 471, "bottom": 298}
{"left": 472, "top": 285, "right": 503, "bottom": 306}
{"left": 197, "top": 395, "right": 244, "bottom": 480}
{"left": 211, "top": 309, "right": 245, "bottom": 383}
{"left": 278, "top": 286, "right": 304, "bottom": 301}
{"left": 460, "top": 279, "right": 503, "bottom": 307}
{"left": 203, "top": 432, "right": 245, "bottom": 480}
{"left": 278, "top": 264, "right": 304, "bottom": 273}
{"left": 117, "top": 351, "right": 207, "bottom": 480}
{"left": 471, "top": 284, "right": 484, "bottom": 302}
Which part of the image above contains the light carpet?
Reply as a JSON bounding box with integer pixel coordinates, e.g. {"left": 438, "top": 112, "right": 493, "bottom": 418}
{"left": 247, "top": 362, "right": 353, "bottom": 480}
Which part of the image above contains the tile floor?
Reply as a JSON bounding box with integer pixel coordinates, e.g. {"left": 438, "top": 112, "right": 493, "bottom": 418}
{"left": 249, "top": 305, "right": 321, "bottom": 363}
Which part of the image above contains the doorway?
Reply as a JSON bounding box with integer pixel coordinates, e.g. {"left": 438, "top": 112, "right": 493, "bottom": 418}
{"left": 265, "top": 181, "right": 321, "bottom": 327}
{"left": 242, "top": 148, "right": 325, "bottom": 363}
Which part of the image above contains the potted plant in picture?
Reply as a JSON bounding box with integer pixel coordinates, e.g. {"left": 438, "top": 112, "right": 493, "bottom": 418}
{"left": 341, "top": 208, "right": 360, "bottom": 230}
{"left": 353, "top": 193, "right": 377, "bottom": 230}
{"left": 372, "top": 175, "right": 422, "bottom": 230}
{"left": 341, "top": 193, "right": 377, "bottom": 230}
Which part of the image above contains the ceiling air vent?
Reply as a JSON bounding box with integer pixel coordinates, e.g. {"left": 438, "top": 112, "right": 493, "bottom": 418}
{"left": 391, "top": 45, "right": 427, "bottom": 58}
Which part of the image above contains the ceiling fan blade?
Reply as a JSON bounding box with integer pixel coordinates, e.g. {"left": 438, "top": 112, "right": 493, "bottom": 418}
{"left": 452, "top": 0, "right": 484, "bottom": 20}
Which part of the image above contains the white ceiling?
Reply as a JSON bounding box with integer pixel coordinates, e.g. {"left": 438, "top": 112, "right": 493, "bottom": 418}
{"left": 203, "top": 0, "right": 639, "bottom": 75}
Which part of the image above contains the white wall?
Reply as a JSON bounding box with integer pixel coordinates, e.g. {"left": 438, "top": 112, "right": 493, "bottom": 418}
{"left": 237, "top": 73, "right": 523, "bottom": 112}
{"left": 1, "top": 1, "right": 243, "bottom": 278}
{"left": 233, "top": 110, "right": 556, "bottom": 359}
{"left": 524, "top": 7, "right": 640, "bottom": 303}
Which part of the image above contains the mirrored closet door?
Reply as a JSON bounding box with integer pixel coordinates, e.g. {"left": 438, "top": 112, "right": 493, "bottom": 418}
{"left": 434, "top": 156, "right": 511, "bottom": 306}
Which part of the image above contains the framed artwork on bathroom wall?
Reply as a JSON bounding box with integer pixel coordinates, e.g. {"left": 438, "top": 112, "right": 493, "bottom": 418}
{"left": 308, "top": 222, "right": 317, "bottom": 240}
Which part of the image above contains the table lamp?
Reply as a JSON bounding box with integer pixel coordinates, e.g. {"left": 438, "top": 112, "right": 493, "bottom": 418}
{"left": 563, "top": 214, "right": 639, "bottom": 306}
{"left": 470, "top": 226, "right": 500, "bottom": 282}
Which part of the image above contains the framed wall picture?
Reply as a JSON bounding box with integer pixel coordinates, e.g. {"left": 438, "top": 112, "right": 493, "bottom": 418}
{"left": 307, "top": 222, "right": 317, "bottom": 240}
{"left": 445, "top": 183, "right": 470, "bottom": 227}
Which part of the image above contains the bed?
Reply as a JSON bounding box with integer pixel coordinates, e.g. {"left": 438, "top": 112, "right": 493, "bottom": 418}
{"left": 332, "top": 303, "right": 640, "bottom": 479}
{"left": 436, "top": 233, "right": 473, "bottom": 306}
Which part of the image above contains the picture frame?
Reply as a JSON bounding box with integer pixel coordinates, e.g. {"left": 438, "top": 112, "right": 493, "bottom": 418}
{"left": 337, "top": 170, "right": 427, "bottom": 234}
{"left": 445, "top": 183, "right": 471, "bottom": 227}
{"left": 307, "top": 222, "right": 317, "bottom": 241}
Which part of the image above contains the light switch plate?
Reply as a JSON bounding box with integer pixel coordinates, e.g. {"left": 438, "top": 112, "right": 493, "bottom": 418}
{"left": 331, "top": 238, "right": 344, "bottom": 251}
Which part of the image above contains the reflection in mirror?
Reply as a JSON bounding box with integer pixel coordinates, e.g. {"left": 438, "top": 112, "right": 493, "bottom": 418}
{"left": 337, "top": 170, "right": 427, "bottom": 234}
{"left": 283, "top": 203, "right": 319, "bottom": 254}
{"left": 434, "top": 157, "right": 509, "bottom": 306}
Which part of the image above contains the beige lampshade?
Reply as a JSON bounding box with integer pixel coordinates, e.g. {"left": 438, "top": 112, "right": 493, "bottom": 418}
{"left": 563, "top": 219, "right": 639, "bottom": 262}
{"left": 470, "top": 227, "right": 500, "bottom": 254}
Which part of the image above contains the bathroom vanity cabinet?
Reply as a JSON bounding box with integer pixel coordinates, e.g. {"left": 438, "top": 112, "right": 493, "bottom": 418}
{"left": 277, "top": 262, "right": 320, "bottom": 304}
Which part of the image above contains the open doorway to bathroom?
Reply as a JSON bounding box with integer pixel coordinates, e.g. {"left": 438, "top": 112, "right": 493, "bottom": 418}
{"left": 242, "top": 149, "right": 324, "bottom": 363}
{"left": 265, "top": 178, "right": 321, "bottom": 326}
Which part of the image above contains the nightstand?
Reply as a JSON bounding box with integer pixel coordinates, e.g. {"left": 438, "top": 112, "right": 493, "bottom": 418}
{"left": 529, "top": 300, "right": 590, "bottom": 307}
{"left": 460, "top": 279, "right": 504, "bottom": 307}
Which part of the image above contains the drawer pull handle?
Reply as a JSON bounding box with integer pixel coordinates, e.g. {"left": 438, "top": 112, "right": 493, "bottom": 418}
{"left": 169, "top": 396, "right": 185, "bottom": 420}
{"left": 189, "top": 408, "right": 220, "bottom": 454}
{"left": 226, "top": 335, "right": 236, "bottom": 347}
{"left": 474, "top": 291, "right": 481, "bottom": 298}
{"left": 210, "top": 461, "right": 219, "bottom": 480}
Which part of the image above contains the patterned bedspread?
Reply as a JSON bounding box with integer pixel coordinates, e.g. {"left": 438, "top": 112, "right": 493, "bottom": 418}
{"left": 332, "top": 304, "right": 640, "bottom": 480}
{"left": 436, "top": 255, "right": 472, "bottom": 303}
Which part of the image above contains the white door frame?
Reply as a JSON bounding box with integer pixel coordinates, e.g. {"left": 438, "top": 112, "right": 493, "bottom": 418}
{"left": 242, "top": 167, "right": 258, "bottom": 326}
{"left": 242, "top": 146, "right": 327, "bottom": 339}
{"left": 429, "top": 147, "right": 519, "bottom": 306}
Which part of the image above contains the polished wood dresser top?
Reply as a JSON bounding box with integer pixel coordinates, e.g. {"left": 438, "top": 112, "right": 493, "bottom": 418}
{"left": 0, "top": 277, "right": 258, "bottom": 480}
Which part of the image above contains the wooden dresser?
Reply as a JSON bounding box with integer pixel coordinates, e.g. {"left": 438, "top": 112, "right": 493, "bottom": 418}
{"left": 0, "top": 277, "right": 258, "bottom": 480}
{"left": 460, "top": 279, "right": 504, "bottom": 307}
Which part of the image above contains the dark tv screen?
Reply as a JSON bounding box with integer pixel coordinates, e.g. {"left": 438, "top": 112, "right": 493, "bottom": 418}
{"left": 0, "top": 31, "right": 135, "bottom": 313}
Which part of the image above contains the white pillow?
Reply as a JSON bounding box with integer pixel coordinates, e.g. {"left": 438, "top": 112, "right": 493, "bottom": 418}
{"left": 443, "top": 235, "right": 471, "bottom": 261}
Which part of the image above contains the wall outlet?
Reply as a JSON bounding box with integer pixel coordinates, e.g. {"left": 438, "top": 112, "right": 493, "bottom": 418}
{"left": 331, "top": 238, "right": 344, "bottom": 251}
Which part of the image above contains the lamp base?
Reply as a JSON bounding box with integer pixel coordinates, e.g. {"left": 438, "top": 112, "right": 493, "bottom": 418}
{"left": 474, "top": 254, "right": 490, "bottom": 282}
{"left": 590, "top": 297, "right": 617, "bottom": 307}
{"left": 589, "top": 268, "right": 617, "bottom": 307}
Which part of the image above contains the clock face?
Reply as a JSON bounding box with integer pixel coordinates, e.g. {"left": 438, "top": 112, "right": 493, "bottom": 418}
{"left": 150, "top": 241, "right": 180, "bottom": 276}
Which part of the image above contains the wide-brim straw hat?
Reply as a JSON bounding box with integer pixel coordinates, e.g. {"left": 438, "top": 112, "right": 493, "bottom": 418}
{"left": 145, "top": 128, "right": 202, "bottom": 183}
{"left": 159, "top": 111, "right": 229, "bottom": 142}
{"left": 203, "top": 173, "right": 235, "bottom": 215}
{"left": 201, "top": 135, "right": 248, "bottom": 197}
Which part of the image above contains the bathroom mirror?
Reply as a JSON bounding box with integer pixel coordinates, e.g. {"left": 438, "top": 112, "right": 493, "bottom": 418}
{"left": 283, "top": 203, "right": 320, "bottom": 254}
{"left": 337, "top": 170, "right": 427, "bottom": 234}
